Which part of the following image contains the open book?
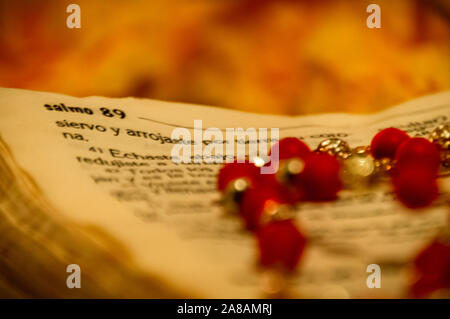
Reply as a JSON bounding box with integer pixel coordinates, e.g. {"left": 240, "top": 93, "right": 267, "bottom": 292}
{"left": 0, "top": 87, "right": 448, "bottom": 298}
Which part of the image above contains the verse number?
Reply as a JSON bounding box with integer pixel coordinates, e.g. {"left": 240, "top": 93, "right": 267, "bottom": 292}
{"left": 100, "top": 107, "right": 126, "bottom": 119}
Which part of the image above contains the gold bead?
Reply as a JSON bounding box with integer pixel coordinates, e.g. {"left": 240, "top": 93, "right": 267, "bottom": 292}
{"left": 443, "top": 152, "right": 450, "bottom": 169}
{"left": 260, "top": 201, "right": 294, "bottom": 226}
{"left": 429, "top": 124, "right": 450, "bottom": 151}
{"left": 276, "top": 158, "right": 305, "bottom": 184}
{"left": 374, "top": 157, "right": 394, "bottom": 176}
{"left": 222, "top": 178, "right": 250, "bottom": 214}
{"left": 315, "top": 138, "right": 351, "bottom": 159}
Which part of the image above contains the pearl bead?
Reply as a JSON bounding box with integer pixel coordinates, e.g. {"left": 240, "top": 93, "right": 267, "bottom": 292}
{"left": 342, "top": 146, "right": 376, "bottom": 188}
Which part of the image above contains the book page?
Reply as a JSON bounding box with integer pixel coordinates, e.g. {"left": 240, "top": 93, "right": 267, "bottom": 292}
{"left": 0, "top": 87, "right": 449, "bottom": 298}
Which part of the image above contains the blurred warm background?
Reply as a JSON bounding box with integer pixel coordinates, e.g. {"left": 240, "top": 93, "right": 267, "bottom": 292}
{"left": 0, "top": 0, "right": 449, "bottom": 115}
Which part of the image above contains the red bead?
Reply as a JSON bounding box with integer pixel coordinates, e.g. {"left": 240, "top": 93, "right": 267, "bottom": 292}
{"left": 217, "top": 161, "right": 260, "bottom": 192}
{"left": 411, "top": 240, "right": 450, "bottom": 298}
{"left": 259, "top": 170, "right": 304, "bottom": 205}
{"left": 257, "top": 220, "right": 307, "bottom": 271}
{"left": 239, "top": 186, "right": 286, "bottom": 231}
{"left": 370, "top": 128, "right": 410, "bottom": 159}
{"left": 392, "top": 164, "right": 438, "bottom": 209}
{"left": 294, "top": 153, "right": 342, "bottom": 201}
{"left": 395, "top": 137, "right": 441, "bottom": 172}
{"left": 270, "top": 137, "right": 310, "bottom": 161}
{"left": 279, "top": 182, "right": 304, "bottom": 205}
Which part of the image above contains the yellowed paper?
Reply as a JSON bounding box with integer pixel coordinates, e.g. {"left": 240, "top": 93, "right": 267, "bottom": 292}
{"left": 0, "top": 88, "right": 448, "bottom": 298}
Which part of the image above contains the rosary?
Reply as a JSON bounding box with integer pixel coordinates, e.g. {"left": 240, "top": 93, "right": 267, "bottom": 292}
{"left": 217, "top": 124, "right": 449, "bottom": 298}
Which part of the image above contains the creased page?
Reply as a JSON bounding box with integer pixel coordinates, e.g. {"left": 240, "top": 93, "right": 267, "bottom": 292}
{"left": 0, "top": 87, "right": 448, "bottom": 298}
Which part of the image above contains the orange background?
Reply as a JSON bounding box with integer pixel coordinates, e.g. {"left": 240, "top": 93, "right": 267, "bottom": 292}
{"left": 0, "top": 0, "right": 449, "bottom": 115}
